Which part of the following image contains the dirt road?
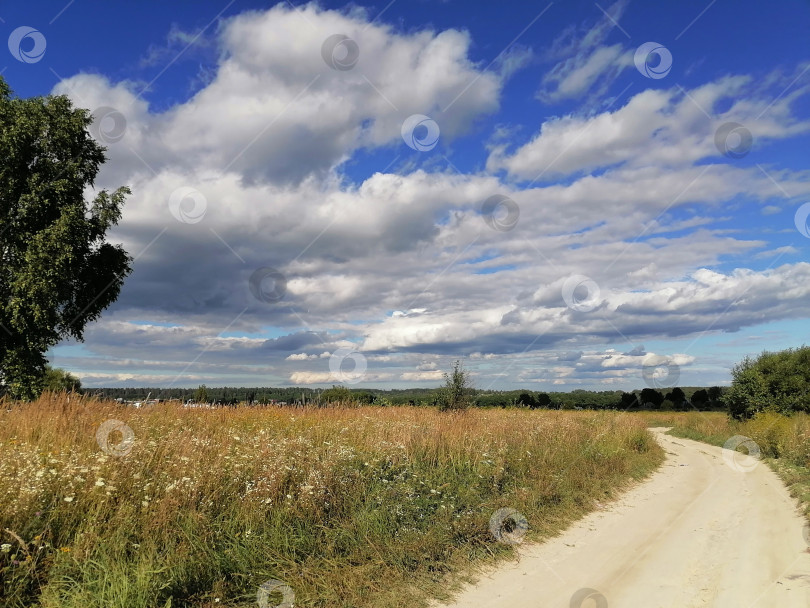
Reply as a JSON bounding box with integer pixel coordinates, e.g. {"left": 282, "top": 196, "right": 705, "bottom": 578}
{"left": 433, "top": 428, "right": 810, "bottom": 607}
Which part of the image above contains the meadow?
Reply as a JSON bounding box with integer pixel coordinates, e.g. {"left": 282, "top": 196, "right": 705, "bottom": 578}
{"left": 1, "top": 394, "right": 662, "bottom": 608}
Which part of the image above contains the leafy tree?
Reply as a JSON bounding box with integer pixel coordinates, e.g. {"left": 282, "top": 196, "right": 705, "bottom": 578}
{"left": 536, "top": 392, "right": 552, "bottom": 408}
{"left": 725, "top": 347, "right": 810, "bottom": 419}
{"left": 619, "top": 391, "right": 639, "bottom": 409}
{"left": 356, "top": 391, "right": 375, "bottom": 405}
{"left": 194, "top": 384, "right": 209, "bottom": 403}
{"left": 707, "top": 386, "right": 723, "bottom": 402}
{"left": 0, "top": 77, "right": 131, "bottom": 399}
{"left": 437, "top": 360, "right": 473, "bottom": 411}
{"left": 42, "top": 365, "right": 81, "bottom": 393}
{"left": 691, "top": 389, "right": 709, "bottom": 409}
{"left": 664, "top": 387, "right": 686, "bottom": 410}
{"left": 517, "top": 392, "right": 537, "bottom": 408}
{"left": 321, "top": 385, "right": 352, "bottom": 404}
{"left": 639, "top": 388, "right": 664, "bottom": 409}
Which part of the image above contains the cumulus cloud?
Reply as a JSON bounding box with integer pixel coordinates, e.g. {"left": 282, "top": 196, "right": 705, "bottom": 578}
{"left": 56, "top": 3, "right": 502, "bottom": 189}
{"left": 489, "top": 76, "right": 810, "bottom": 180}
{"left": 42, "top": 4, "right": 810, "bottom": 390}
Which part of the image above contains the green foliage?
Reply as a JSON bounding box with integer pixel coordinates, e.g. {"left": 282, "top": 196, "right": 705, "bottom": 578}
{"left": 664, "top": 387, "right": 686, "bottom": 410}
{"left": 691, "top": 389, "right": 709, "bottom": 407}
{"left": 355, "top": 391, "right": 375, "bottom": 405}
{"left": 437, "top": 360, "right": 473, "bottom": 411}
{"left": 620, "top": 392, "right": 639, "bottom": 409}
{"left": 639, "top": 388, "right": 664, "bottom": 409}
{"left": 0, "top": 77, "right": 131, "bottom": 400}
{"left": 517, "top": 392, "right": 536, "bottom": 408}
{"left": 194, "top": 384, "right": 209, "bottom": 403}
{"left": 725, "top": 347, "right": 810, "bottom": 419}
{"left": 42, "top": 366, "right": 82, "bottom": 393}
{"left": 320, "top": 385, "right": 353, "bottom": 404}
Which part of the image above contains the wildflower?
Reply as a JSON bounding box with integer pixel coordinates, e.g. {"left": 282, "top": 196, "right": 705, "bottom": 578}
{"left": 95, "top": 479, "right": 105, "bottom": 487}
{"left": 0, "top": 543, "right": 11, "bottom": 553}
{"left": 63, "top": 496, "right": 74, "bottom": 502}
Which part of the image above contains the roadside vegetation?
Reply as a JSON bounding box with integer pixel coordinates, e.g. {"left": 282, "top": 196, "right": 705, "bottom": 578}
{"left": 0, "top": 393, "right": 662, "bottom": 608}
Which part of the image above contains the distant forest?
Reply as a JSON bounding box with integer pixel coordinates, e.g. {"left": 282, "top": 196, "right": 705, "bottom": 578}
{"left": 86, "top": 385, "right": 727, "bottom": 410}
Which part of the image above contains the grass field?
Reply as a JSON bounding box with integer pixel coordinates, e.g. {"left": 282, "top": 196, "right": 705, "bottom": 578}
{"left": 0, "top": 394, "right": 663, "bottom": 608}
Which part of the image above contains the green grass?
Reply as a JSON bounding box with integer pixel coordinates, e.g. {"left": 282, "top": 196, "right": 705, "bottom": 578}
{"left": 0, "top": 394, "right": 664, "bottom": 608}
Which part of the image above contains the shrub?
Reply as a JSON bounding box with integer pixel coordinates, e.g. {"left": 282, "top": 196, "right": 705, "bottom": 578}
{"left": 437, "top": 360, "right": 474, "bottom": 412}
{"left": 725, "top": 346, "right": 810, "bottom": 419}
{"left": 42, "top": 367, "right": 82, "bottom": 393}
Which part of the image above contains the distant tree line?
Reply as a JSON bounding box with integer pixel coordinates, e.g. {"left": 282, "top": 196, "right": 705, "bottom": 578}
{"left": 26, "top": 346, "right": 810, "bottom": 420}
{"left": 82, "top": 383, "right": 726, "bottom": 411}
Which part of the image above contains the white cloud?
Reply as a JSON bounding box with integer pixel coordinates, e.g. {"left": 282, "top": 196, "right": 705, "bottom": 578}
{"left": 538, "top": 0, "right": 633, "bottom": 103}
{"left": 489, "top": 77, "right": 810, "bottom": 180}
{"left": 56, "top": 4, "right": 503, "bottom": 189}
{"left": 42, "top": 5, "right": 810, "bottom": 390}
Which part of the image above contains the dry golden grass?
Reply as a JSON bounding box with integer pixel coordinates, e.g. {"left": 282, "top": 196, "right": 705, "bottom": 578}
{"left": 1, "top": 394, "right": 663, "bottom": 608}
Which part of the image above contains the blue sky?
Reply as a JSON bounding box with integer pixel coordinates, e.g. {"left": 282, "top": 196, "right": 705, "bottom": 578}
{"left": 3, "top": 0, "right": 810, "bottom": 390}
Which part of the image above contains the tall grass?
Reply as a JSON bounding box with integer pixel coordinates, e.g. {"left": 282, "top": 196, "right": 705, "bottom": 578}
{"left": 1, "top": 394, "right": 662, "bottom": 608}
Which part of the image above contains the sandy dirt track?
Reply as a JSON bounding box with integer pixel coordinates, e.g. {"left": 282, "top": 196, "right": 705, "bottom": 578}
{"left": 432, "top": 428, "right": 810, "bottom": 607}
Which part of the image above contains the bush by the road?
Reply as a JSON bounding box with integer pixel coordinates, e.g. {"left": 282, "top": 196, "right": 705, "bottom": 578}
{"left": 724, "top": 346, "right": 810, "bottom": 419}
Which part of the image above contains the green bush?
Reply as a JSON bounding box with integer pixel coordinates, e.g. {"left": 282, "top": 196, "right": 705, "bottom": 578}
{"left": 42, "top": 366, "right": 82, "bottom": 393}
{"left": 725, "top": 346, "right": 810, "bottom": 419}
{"left": 437, "top": 360, "right": 474, "bottom": 412}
